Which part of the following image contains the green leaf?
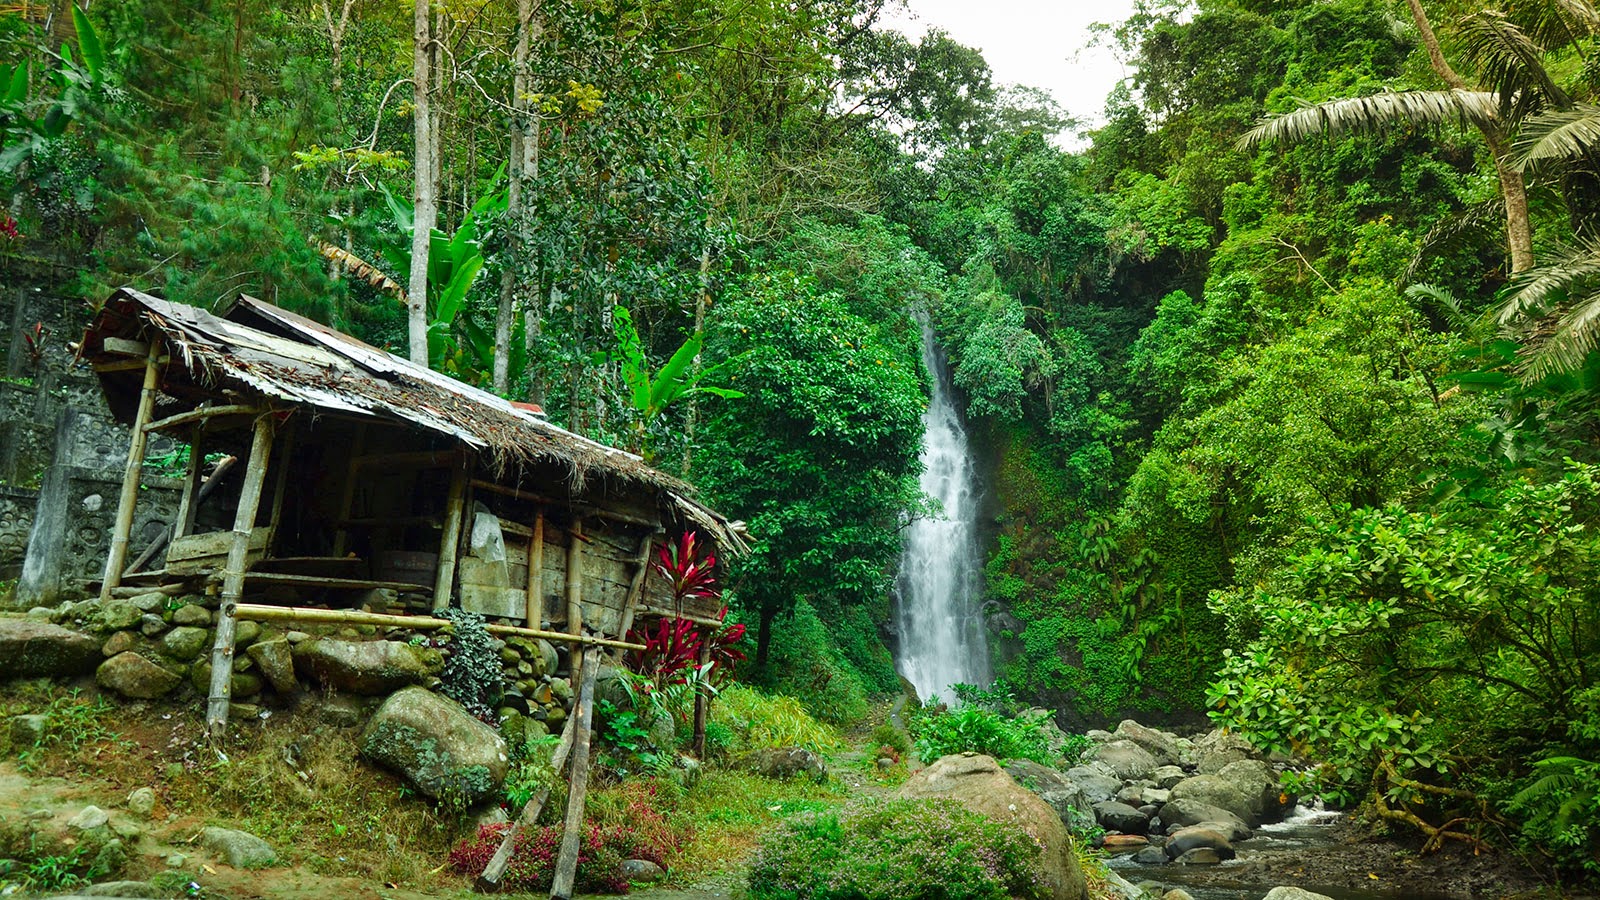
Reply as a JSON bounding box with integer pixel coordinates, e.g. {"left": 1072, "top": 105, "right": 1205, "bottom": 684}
{"left": 72, "top": 6, "right": 105, "bottom": 81}
{"left": 434, "top": 254, "right": 483, "bottom": 325}
{"left": 4, "top": 62, "right": 27, "bottom": 106}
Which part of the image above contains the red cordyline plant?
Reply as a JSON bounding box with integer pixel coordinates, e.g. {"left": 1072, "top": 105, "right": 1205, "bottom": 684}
{"left": 0, "top": 213, "right": 20, "bottom": 242}
{"left": 653, "top": 530, "right": 717, "bottom": 604}
{"left": 627, "top": 607, "right": 747, "bottom": 691}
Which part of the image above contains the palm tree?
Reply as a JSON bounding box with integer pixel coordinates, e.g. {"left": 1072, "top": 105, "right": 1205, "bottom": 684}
{"left": 1238, "top": 0, "right": 1597, "bottom": 275}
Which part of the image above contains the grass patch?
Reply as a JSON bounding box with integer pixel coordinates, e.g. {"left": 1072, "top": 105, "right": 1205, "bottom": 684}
{"left": 712, "top": 685, "right": 843, "bottom": 757}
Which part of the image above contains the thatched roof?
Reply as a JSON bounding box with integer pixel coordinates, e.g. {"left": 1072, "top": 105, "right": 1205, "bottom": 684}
{"left": 82, "top": 288, "right": 746, "bottom": 553}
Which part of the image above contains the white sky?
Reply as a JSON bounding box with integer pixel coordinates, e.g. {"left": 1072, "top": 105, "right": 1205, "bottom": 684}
{"left": 878, "top": 0, "right": 1142, "bottom": 140}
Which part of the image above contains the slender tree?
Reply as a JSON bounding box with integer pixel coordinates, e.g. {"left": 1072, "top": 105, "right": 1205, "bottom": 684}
{"left": 407, "top": 0, "right": 437, "bottom": 366}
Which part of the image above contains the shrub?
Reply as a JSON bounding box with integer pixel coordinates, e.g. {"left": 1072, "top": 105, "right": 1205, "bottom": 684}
{"left": 737, "top": 600, "right": 871, "bottom": 726}
{"left": 447, "top": 820, "right": 666, "bottom": 894}
{"left": 746, "top": 798, "right": 1045, "bottom": 900}
{"left": 910, "top": 704, "right": 1054, "bottom": 766}
{"left": 712, "top": 684, "right": 842, "bottom": 756}
{"left": 869, "top": 723, "right": 910, "bottom": 757}
{"left": 0, "top": 817, "right": 125, "bottom": 892}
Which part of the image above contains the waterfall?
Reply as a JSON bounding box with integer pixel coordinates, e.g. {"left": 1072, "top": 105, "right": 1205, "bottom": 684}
{"left": 895, "top": 318, "right": 991, "bottom": 704}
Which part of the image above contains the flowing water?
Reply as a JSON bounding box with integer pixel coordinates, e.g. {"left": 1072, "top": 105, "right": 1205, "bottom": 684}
{"left": 894, "top": 319, "right": 990, "bottom": 704}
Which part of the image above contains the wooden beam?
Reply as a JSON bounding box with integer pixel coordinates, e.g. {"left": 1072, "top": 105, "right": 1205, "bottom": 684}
{"left": 103, "top": 337, "right": 150, "bottom": 357}
{"left": 266, "top": 419, "right": 296, "bottom": 550}
{"left": 476, "top": 713, "right": 577, "bottom": 892}
{"left": 469, "top": 479, "right": 658, "bottom": 529}
{"left": 126, "top": 452, "right": 238, "bottom": 576}
{"left": 564, "top": 517, "right": 584, "bottom": 638}
{"left": 549, "top": 646, "right": 600, "bottom": 900}
{"left": 350, "top": 448, "right": 462, "bottom": 470}
{"left": 142, "top": 403, "right": 260, "bottom": 434}
{"left": 173, "top": 424, "right": 207, "bottom": 540}
{"left": 434, "top": 456, "right": 469, "bottom": 610}
{"left": 101, "top": 341, "right": 163, "bottom": 601}
{"left": 231, "top": 603, "right": 645, "bottom": 651}
{"left": 693, "top": 637, "right": 713, "bottom": 759}
{"left": 525, "top": 507, "right": 545, "bottom": 628}
{"left": 239, "top": 572, "right": 427, "bottom": 591}
{"left": 614, "top": 529, "right": 661, "bottom": 655}
{"left": 206, "top": 411, "right": 275, "bottom": 741}
{"left": 331, "top": 424, "right": 368, "bottom": 557}
{"left": 94, "top": 356, "right": 169, "bottom": 373}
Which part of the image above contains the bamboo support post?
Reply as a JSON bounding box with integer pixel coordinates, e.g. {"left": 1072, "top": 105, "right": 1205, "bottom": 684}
{"left": 434, "top": 456, "right": 469, "bottom": 610}
{"left": 126, "top": 454, "right": 237, "bottom": 576}
{"left": 141, "top": 403, "right": 260, "bottom": 434}
{"left": 693, "top": 638, "right": 712, "bottom": 758}
{"left": 332, "top": 424, "right": 367, "bottom": 557}
{"left": 101, "top": 341, "right": 163, "bottom": 600}
{"left": 564, "top": 516, "right": 584, "bottom": 638}
{"left": 266, "top": 418, "right": 295, "bottom": 549}
{"left": 173, "top": 423, "right": 206, "bottom": 539}
{"left": 524, "top": 507, "right": 545, "bottom": 628}
{"left": 549, "top": 645, "right": 600, "bottom": 900}
{"left": 231, "top": 603, "right": 645, "bottom": 651}
{"left": 613, "top": 529, "right": 660, "bottom": 657}
{"left": 476, "top": 712, "right": 578, "bottom": 892}
{"left": 206, "top": 411, "right": 276, "bottom": 742}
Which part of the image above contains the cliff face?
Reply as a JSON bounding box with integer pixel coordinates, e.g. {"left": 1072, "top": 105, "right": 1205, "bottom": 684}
{"left": 0, "top": 266, "right": 181, "bottom": 606}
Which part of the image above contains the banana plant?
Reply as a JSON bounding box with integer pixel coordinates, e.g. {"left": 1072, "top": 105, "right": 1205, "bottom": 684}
{"left": 2, "top": 6, "right": 106, "bottom": 174}
{"left": 612, "top": 305, "right": 743, "bottom": 453}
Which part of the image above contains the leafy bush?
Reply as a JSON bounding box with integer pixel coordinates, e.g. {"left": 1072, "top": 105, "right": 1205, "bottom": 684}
{"left": 0, "top": 817, "right": 125, "bottom": 892}
{"left": 447, "top": 820, "right": 664, "bottom": 894}
{"left": 712, "top": 684, "right": 841, "bottom": 756}
{"left": 869, "top": 723, "right": 910, "bottom": 758}
{"left": 746, "top": 798, "right": 1045, "bottom": 900}
{"left": 910, "top": 703, "right": 1054, "bottom": 766}
{"left": 738, "top": 600, "right": 872, "bottom": 725}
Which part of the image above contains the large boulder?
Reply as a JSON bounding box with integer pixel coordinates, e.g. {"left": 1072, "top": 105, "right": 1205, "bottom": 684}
{"left": 96, "top": 652, "right": 181, "bottom": 699}
{"left": 1216, "top": 759, "right": 1286, "bottom": 822}
{"left": 0, "top": 619, "right": 101, "bottom": 678}
{"left": 200, "top": 826, "right": 277, "bottom": 868}
{"left": 1262, "top": 890, "right": 1334, "bottom": 900}
{"left": 292, "top": 638, "right": 440, "bottom": 695}
{"left": 1113, "top": 720, "right": 1183, "bottom": 767}
{"left": 1194, "top": 729, "right": 1257, "bottom": 774}
{"left": 1005, "top": 759, "right": 1094, "bottom": 828}
{"left": 898, "top": 754, "right": 1088, "bottom": 900}
{"left": 361, "top": 686, "right": 508, "bottom": 805}
{"left": 1158, "top": 798, "right": 1252, "bottom": 836}
{"left": 1169, "top": 774, "right": 1259, "bottom": 825}
{"left": 1093, "top": 800, "right": 1150, "bottom": 835}
{"left": 1064, "top": 763, "right": 1122, "bottom": 803}
{"left": 1165, "top": 826, "right": 1236, "bottom": 861}
{"left": 740, "top": 747, "right": 827, "bottom": 781}
{"left": 1086, "top": 739, "right": 1159, "bottom": 782}
{"left": 245, "top": 639, "right": 297, "bottom": 694}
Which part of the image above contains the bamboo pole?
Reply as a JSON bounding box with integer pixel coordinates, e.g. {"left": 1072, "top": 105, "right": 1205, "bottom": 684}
{"left": 332, "top": 424, "right": 367, "bottom": 557}
{"left": 206, "top": 411, "right": 276, "bottom": 741}
{"left": 564, "top": 516, "right": 584, "bottom": 637}
{"left": 231, "top": 603, "right": 646, "bottom": 651}
{"left": 613, "top": 529, "right": 660, "bottom": 657}
{"left": 524, "top": 507, "right": 545, "bottom": 628}
{"left": 434, "top": 456, "right": 469, "bottom": 610}
{"left": 172, "top": 423, "right": 206, "bottom": 539}
{"left": 101, "top": 341, "right": 163, "bottom": 601}
{"left": 693, "top": 638, "right": 713, "bottom": 758}
{"left": 126, "top": 454, "right": 238, "bottom": 575}
{"left": 476, "top": 712, "right": 577, "bottom": 892}
{"left": 549, "top": 645, "right": 599, "bottom": 900}
{"left": 141, "top": 403, "right": 259, "bottom": 434}
{"left": 266, "top": 418, "right": 296, "bottom": 549}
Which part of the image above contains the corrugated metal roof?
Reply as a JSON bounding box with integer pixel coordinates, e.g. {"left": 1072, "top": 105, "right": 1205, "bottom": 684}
{"left": 83, "top": 288, "right": 746, "bottom": 554}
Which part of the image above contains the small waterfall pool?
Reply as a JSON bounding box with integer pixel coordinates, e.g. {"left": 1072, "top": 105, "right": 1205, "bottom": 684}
{"left": 894, "top": 318, "right": 990, "bottom": 704}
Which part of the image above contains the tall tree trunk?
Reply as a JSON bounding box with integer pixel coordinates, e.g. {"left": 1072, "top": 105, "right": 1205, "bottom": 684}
{"left": 755, "top": 598, "right": 777, "bottom": 671}
{"left": 407, "top": 0, "right": 436, "bottom": 367}
{"left": 681, "top": 243, "right": 711, "bottom": 474}
{"left": 495, "top": 0, "right": 540, "bottom": 395}
{"left": 1404, "top": 0, "right": 1534, "bottom": 272}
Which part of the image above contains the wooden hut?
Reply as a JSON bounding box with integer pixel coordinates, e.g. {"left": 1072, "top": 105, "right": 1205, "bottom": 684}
{"left": 80, "top": 288, "right": 745, "bottom": 737}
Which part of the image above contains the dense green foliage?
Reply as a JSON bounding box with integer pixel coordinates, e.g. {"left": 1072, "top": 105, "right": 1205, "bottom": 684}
{"left": 746, "top": 798, "right": 1045, "bottom": 900}
{"left": 10, "top": 0, "right": 1600, "bottom": 881}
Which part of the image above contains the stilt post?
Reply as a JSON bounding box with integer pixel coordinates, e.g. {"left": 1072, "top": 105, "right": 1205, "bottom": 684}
{"left": 101, "top": 341, "right": 162, "bottom": 600}
{"left": 434, "top": 454, "right": 469, "bottom": 610}
{"left": 206, "top": 409, "right": 275, "bottom": 741}
{"left": 549, "top": 645, "right": 600, "bottom": 900}
{"left": 524, "top": 506, "right": 545, "bottom": 628}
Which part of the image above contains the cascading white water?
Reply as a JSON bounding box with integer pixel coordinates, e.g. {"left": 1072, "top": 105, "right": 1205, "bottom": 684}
{"left": 895, "top": 318, "right": 991, "bottom": 704}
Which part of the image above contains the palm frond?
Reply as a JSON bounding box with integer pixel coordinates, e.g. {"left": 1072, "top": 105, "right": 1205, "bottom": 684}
{"left": 1457, "top": 10, "right": 1568, "bottom": 117}
{"left": 1505, "top": 0, "right": 1600, "bottom": 53}
{"left": 1403, "top": 197, "right": 1506, "bottom": 284}
{"left": 1237, "top": 90, "right": 1501, "bottom": 151}
{"left": 1496, "top": 239, "right": 1600, "bottom": 325}
{"left": 1521, "top": 289, "right": 1600, "bottom": 380}
{"left": 315, "top": 241, "right": 407, "bottom": 302}
{"left": 1513, "top": 104, "right": 1600, "bottom": 169}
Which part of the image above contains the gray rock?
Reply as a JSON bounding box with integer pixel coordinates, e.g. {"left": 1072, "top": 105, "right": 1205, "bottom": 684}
{"left": 1005, "top": 759, "right": 1094, "bottom": 827}
{"left": 101, "top": 631, "right": 139, "bottom": 657}
{"left": 128, "top": 591, "right": 168, "bottom": 613}
{"left": 163, "top": 853, "right": 188, "bottom": 868}
{"left": 234, "top": 620, "right": 260, "bottom": 648}
{"left": 1131, "top": 844, "right": 1168, "bottom": 865}
{"left": 26, "top": 606, "right": 55, "bottom": 619}
{"left": 308, "top": 693, "right": 366, "bottom": 727}
{"left": 95, "top": 600, "right": 142, "bottom": 632}
{"left": 1199, "top": 747, "right": 1250, "bottom": 774}
{"left": 1144, "top": 788, "right": 1171, "bottom": 805}
{"left": 1114, "top": 720, "right": 1183, "bottom": 767}
{"left": 1261, "top": 889, "right": 1335, "bottom": 900}
{"left": 96, "top": 653, "right": 181, "bottom": 699}
{"left": 1065, "top": 762, "right": 1123, "bottom": 803}
{"left": 246, "top": 639, "right": 296, "bottom": 693}
{"left": 1159, "top": 798, "right": 1251, "bottom": 835}
{"left": 1162, "top": 892, "right": 1196, "bottom": 900}
{"left": 620, "top": 858, "right": 666, "bottom": 882}
{"left": 1094, "top": 800, "right": 1150, "bottom": 835}
{"left": 1194, "top": 818, "right": 1252, "bottom": 843}
{"left": 1087, "top": 739, "right": 1159, "bottom": 782}
{"left": 201, "top": 826, "right": 277, "bottom": 868}
{"left": 741, "top": 747, "right": 827, "bottom": 782}
{"left": 361, "top": 686, "right": 509, "bottom": 805}
{"left": 10, "top": 714, "right": 46, "bottom": 748}
{"left": 1175, "top": 847, "right": 1222, "bottom": 865}
{"left": 1169, "top": 774, "right": 1261, "bottom": 826}
{"left": 293, "top": 638, "right": 441, "bottom": 694}
{"left": 286, "top": 630, "right": 310, "bottom": 643}
{"left": 1152, "top": 765, "right": 1187, "bottom": 788}
{"left": 160, "top": 626, "right": 210, "bottom": 662}
{"left": 1165, "top": 826, "right": 1236, "bottom": 861}
{"left": 1217, "top": 759, "right": 1286, "bottom": 822}
{"left": 171, "top": 604, "right": 211, "bottom": 627}
{"left": 67, "top": 805, "right": 109, "bottom": 831}
{"left": 126, "top": 788, "right": 156, "bottom": 818}
{"left": 0, "top": 619, "right": 102, "bottom": 678}
{"left": 139, "top": 615, "right": 168, "bottom": 637}
{"left": 79, "top": 880, "right": 163, "bottom": 897}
